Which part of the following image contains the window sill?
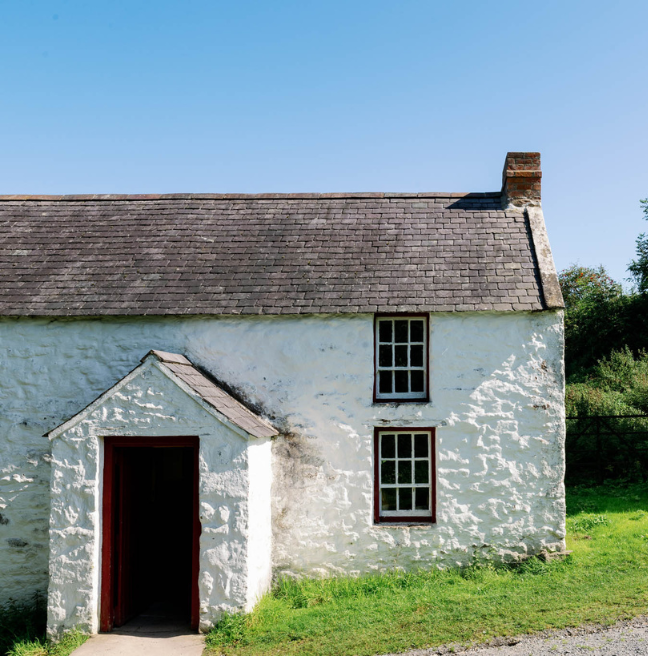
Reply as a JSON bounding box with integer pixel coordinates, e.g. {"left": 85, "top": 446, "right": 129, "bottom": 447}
{"left": 374, "top": 521, "right": 436, "bottom": 528}
{"left": 373, "top": 399, "right": 430, "bottom": 406}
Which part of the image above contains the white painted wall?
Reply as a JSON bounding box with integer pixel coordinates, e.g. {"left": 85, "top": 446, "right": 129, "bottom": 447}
{"left": 245, "top": 438, "right": 273, "bottom": 610}
{"left": 0, "top": 311, "right": 565, "bottom": 627}
{"left": 46, "top": 359, "right": 270, "bottom": 635}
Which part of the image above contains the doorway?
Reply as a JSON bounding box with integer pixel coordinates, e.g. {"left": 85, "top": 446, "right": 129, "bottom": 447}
{"left": 100, "top": 437, "right": 200, "bottom": 632}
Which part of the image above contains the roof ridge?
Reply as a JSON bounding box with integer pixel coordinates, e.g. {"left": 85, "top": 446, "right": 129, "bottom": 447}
{"left": 0, "top": 191, "right": 501, "bottom": 201}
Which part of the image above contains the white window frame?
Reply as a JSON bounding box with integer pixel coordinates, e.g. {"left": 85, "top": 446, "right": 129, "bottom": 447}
{"left": 375, "top": 429, "right": 435, "bottom": 522}
{"left": 375, "top": 315, "right": 428, "bottom": 401}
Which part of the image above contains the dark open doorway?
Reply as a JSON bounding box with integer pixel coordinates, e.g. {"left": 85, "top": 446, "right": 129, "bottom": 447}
{"left": 100, "top": 437, "right": 200, "bottom": 632}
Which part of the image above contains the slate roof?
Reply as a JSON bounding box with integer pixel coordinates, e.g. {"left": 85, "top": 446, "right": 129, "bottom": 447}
{"left": 0, "top": 192, "right": 554, "bottom": 316}
{"left": 148, "top": 350, "right": 278, "bottom": 438}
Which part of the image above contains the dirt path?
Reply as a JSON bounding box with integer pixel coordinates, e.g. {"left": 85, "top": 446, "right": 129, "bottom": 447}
{"left": 384, "top": 616, "right": 648, "bottom": 656}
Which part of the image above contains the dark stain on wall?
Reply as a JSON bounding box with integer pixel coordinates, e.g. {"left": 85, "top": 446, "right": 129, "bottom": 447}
{"left": 274, "top": 433, "right": 325, "bottom": 487}
{"left": 194, "top": 363, "right": 280, "bottom": 423}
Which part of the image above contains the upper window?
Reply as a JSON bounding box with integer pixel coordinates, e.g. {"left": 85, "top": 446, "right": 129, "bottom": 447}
{"left": 375, "top": 316, "right": 428, "bottom": 401}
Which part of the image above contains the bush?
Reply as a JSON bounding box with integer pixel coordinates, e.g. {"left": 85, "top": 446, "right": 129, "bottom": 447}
{"left": 566, "top": 348, "right": 648, "bottom": 484}
{"left": 564, "top": 293, "right": 648, "bottom": 379}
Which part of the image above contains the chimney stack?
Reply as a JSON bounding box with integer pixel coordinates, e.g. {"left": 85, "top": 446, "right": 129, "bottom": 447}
{"left": 502, "top": 152, "right": 541, "bottom": 207}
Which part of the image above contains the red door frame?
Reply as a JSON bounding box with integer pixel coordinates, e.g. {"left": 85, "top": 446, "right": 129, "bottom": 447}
{"left": 100, "top": 436, "right": 201, "bottom": 632}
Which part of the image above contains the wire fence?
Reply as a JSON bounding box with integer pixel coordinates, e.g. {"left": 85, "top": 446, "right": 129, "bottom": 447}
{"left": 566, "top": 414, "right": 648, "bottom": 484}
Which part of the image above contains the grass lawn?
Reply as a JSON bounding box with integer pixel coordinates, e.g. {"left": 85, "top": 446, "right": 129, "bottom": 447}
{"left": 205, "top": 483, "right": 648, "bottom": 656}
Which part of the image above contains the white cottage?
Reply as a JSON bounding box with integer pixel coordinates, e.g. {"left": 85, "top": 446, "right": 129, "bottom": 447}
{"left": 0, "top": 152, "right": 566, "bottom": 636}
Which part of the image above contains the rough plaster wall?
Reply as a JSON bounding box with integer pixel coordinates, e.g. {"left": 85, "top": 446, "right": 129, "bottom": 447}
{"left": 47, "top": 363, "right": 254, "bottom": 635}
{"left": 0, "top": 311, "right": 565, "bottom": 609}
{"left": 245, "top": 438, "right": 273, "bottom": 610}
{"left": 265, "top": 311, "right": 565, "bottom": 575}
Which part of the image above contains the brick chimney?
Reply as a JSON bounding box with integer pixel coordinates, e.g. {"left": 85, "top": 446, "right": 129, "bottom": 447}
{"left": 502, "top": 152, "right": 541, "bottom": 208}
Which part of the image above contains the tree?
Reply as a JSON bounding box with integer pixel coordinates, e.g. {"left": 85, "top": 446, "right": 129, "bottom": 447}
{"left": 559, "top": 264, "right": 622, "bottom": 310}
{"left": 559, "top": 264, "right": 632, "bottom": 379}
{"left": 628, "top": 199, "right": 648, "bottom": 293}
{"left": 561, "top": 201, "right": 648, "bottom": 484}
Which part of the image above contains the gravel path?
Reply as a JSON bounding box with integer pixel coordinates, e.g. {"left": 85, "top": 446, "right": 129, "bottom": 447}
{"left": 385, "top": 616, "right": 648, "bottom": 656}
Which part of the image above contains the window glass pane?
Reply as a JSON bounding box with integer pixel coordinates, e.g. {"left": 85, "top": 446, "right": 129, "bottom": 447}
{"left": 379, "top": 370, "right": 392, "bottom": 394}
{"left": 398, "top": 434, "right": 412, "bottom": 458}
{"left": 382, "top": 488, "right": 397, "bottom": 511}
{"left": 381, "top": 460, "right": 396, "bottom": 484}
{"left": 379, "top": 345, "right": 393, "bottom": 367}
{"left": 410, "top": 320, "right": 424, "bottom": 342}
{"left": 410, "top": 345, "right": 424, "bottom": 367}
{"left": 411, "top": 370, "right": 424, "bottom": 393}
{"left": 395, "top": 345, "right": 408, "bottom": 367}
{"left": 414, "top": 460, "right": 429, "bottom": 484}
{"left": 395, "top": 320, "right": 409, "bottom": 343}
{"left": 377, "top": 316, "right": 428, "bottom": 400}
{"left": 379, "top": 320, "right": 392, "bottom": 343}
{"left": 395, "top": 370, "right": 409, "bottom": 393}
{"left": 381, "top": 434, "right": 395, "bottom": 458}
{"left": 378, "top": 431, "right": 432, "bottom": 518}
{"left": 415, "top": 488, "right": 429, "bottom": 511}
{"left": 398, "top": 461, "right": 412, "bottom": 484}
{"left": 399, "top": 488, "right": 413, "bottom": 511}
{"left": 414, "top": 434, "right": 428, "bottom": 458}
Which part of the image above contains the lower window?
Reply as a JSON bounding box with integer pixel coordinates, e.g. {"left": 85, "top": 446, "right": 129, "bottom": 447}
{"left": 374, "top": 428, "right": 436, "bottom": 523}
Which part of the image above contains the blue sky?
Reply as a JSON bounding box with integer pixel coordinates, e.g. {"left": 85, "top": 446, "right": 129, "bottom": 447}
{"left": 1, "top": 1, "right": 647, "bottom": 283}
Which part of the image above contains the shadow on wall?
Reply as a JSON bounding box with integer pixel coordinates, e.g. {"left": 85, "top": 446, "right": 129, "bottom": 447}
{"left": 0, "top": 593, "right": 47, "bottom": 656}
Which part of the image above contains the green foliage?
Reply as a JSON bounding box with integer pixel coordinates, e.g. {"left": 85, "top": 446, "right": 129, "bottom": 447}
{"left": 571, "top": 514, "right": 609, "bottom": 532}
{"left": 628, "top": 199, "right": 648, "bottom": 293}
{"left": 559, "top": 201, "right": 648, "bottom": 377}
{"left": 559, "top": 265, "right": 622, "bottom": 310}
{"left": 560, "top": 200, "right": 648, "bottom": 483}
{"left": 559, "top": 265, "right": 648, "bottom": 379}
{"left": 205, "top": 485, "right": 648, "bottom": 656}
{"left": 0, "top": 596, "right": 86, "bottom": 656}
{"left": 0, "top": 596, "right": 46, "bottom": 656}
{"left": 7, "top": 632, "right": 87, "bottom": 656}
{"left": 566, "top": 347, "right": 648, "bottom": 414}
{"left": 206, "top": 612, "right": 249, "bottom": 649}
{"left": 565, "top": 348, "right": 648, "bottom": 483}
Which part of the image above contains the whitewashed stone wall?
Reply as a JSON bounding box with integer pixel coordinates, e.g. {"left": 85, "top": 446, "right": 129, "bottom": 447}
{"left": 0, "top": 311, "right": 565, "bottom": 626}
{"left": 47, "top": 359, "right": 273, "bottom": 635}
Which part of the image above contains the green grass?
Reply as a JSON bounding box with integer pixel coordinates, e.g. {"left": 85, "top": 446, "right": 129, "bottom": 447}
{"left": 6, "top": 632, "right": 86, "bottom": 656}
{"left": 0, "top": 595, "right": 87, "bottom": 656}
{"left": 205, "top": 483, "right": 648, "bottom": 656}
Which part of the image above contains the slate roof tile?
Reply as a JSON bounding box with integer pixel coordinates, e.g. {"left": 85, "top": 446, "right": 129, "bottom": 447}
{"left": 149, "top": 350, "right": 277, "bottom": 438}
{"left": 0, "top": 192, "right": 547, "bottom": 315}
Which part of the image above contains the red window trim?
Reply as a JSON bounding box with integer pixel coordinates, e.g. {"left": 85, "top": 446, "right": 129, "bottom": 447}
{"left": 373, "top": 426, "right": 436, "bottom": 524}
{"left": 100, "top": 435, "right": 201, "bottom": 632}
{"left": 373, "top": 313, "right": 430, "bottom": 404}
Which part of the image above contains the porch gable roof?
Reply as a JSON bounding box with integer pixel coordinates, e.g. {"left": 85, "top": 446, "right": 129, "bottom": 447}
{"left": 46, "top": 349, "right": 278, "bottom": 440}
